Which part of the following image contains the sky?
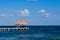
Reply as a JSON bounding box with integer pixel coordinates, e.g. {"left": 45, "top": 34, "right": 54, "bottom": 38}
{"left": 0, "top": 0, "right": 60, "bottom": 25}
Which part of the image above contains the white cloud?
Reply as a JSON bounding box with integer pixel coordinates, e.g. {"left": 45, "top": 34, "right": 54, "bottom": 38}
{"left": 38, "top": 9, "right": 49, "bottom": 17}
{"left": 44, "top": 13, "right": 50, "bottom": 17}
{"left": 20, "top": 9, "right": 29, "bottom": 16}
{"left": 0, "top": 14, "right": 13, "bottom": 17}
{"left": 38, "top": 9, "right": 57, "bottom": 18}
{"left": 39, "top": 9, "right": 46, "bottom": 13}
{"left": 0, "top": 9, "right": 30, "bottom": 17}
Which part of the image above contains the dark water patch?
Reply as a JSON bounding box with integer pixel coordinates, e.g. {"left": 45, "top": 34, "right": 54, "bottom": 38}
{"left": 0, "top": 26, "right": 60, "bottom": 40}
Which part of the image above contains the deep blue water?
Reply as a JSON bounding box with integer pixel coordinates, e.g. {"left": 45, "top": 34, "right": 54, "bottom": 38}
{"left": 0, "top": 26, "right": 60, "bottom": 40}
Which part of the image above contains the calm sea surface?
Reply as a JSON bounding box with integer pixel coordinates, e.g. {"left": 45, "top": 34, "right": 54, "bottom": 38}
{"left": 0, "top": 26, "right": 60, "bottom": 40}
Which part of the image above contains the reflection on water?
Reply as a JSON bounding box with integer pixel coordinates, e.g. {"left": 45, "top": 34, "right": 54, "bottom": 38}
{"left": 0, "top": 26, "right": 60, "bottom": 40}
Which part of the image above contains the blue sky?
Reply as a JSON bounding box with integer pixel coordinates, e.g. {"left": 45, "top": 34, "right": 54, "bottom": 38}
{"left": 0, "top": 0, "right": 60, "bottom": 25}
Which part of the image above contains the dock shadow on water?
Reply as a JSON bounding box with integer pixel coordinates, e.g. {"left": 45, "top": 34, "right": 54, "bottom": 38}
{"left": 0, "top": 26, "right": 60, "bottom": 40}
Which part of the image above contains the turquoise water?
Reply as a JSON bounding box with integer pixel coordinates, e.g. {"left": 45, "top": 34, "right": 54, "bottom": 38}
{"left": 0, "top": 26, "right": 60, "bottom": 40}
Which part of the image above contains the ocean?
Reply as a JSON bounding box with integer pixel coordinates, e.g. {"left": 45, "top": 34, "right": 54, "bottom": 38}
{"left": 0, "top": 26, "right": 60, "bottom": 40}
